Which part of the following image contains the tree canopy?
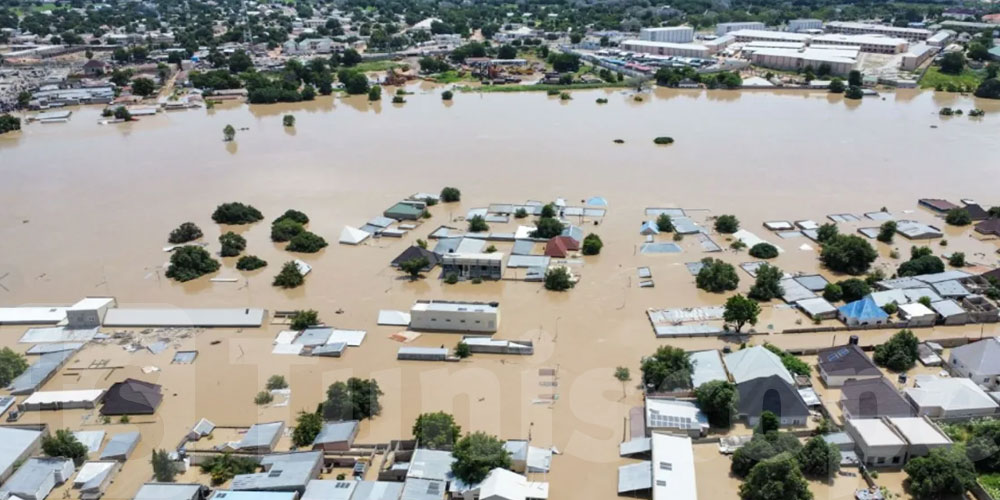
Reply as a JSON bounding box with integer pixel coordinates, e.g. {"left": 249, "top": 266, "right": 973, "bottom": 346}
{"left": 212, "top": 202, "right": 263, "bottom": 225}
{"left": 292, "top": 411, "right": 324, "bottom": 448}
{"left": 532, "top": 217, "right": 565, "bottom": 239}
{"left": 796, "top": 436, "right": 841, "bottom": 478}
{"left": 739, "top": 453, "right": 813, "bottom": 500}
{"left": 898, "top": 247, "right": 944, "bottom": 277}
{"left": 290, "top": 309, "right": 320, "bottom": 330}
{"left": 166, "top": 245, "right": 220, "bottom": 282}
{"left": 544, "top": 266, "right": 574, "bottom": 291}
{"left": 641, "top": 345, "right": 692, "bottom": 391}
{"left": 468, "top": 215, "right": 489, "bottom": 232}
{"left": 748, "top": 264, "right": 784, "bottom": 302}
{"left": 323, "top": 378, "right": 383, "bottom": 420}
{"left": 400, "top": 257, "right": 430, "bottom": 279}
{"left": 440, "top": 187, "right": 461, "bottom": 202}
{"left": 287, "top": 231, "right": 328, "bottom": 253}
{"left": 412, "top": 412, "right": 462, "bottom": 449}
{"left": 837, "top": 278, "right": 871, "bottom": 303}
{"left": 724, "top": 294, "right": 761, "bottom": 333}
{"left": 42, "top": 429, "right": 89, "bottom": 465}
{"left": 581, "top": 234, "right": 603, "bottom": 255}
{"left": 219, "top": 231, "right": 246, "bottom": 257}
{"left": 820, "top": 234, "right": 877, "bottom": 275}
{"left": 273, "top": 261, "right": 305, "bottom": 288}
{"left": 748, "top": 242, "right": 778, "bottom": 259}
{"left": 763, "top": 344, "right": 810, "bottom": 376}
{"left": 151, "top": 449, "right": 178, "bottom": 482}
{"left": 0, "top": 347, "right": 28, "bottom": 388}
{"left": 451, "top": 432, "right": 512, "bottom": 484}
{"left": 715, "top": 214, "right": 740, "bottom": 233}
{"left": 695, "top": 380, "right": 738, "bottom": 428}
{"left": 168, "top": 222, "right": 203, "bottom": 244}
{"left": 696, "top": 258, "right": 739, "bottom": 292}
{"left": 904, "top": 447, "right": 975, "bottom": 499}
{"left": 236, "top": 255, "right": 267, "bottom": 271}
{"left": 873, "top": 329, "right": 919, "bottom": 372}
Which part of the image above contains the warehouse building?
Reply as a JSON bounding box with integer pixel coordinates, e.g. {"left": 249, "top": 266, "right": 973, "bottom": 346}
{"left": 620, "top": 40, "right": 710, "bottom": 58}
{"left": 926, "top": 30, "right": 956, "bottom": 47}
{"left": 409, "top": 300, "right": 499, "bottom": 333}
{"left": 717, "top": 22, "right": 766, "bottom": 35}
{"left": 728, "top": 29, "right": 812, "bottom": 44}
{"left": 811, "top": 34, "right": 909, "bottom": 54}
{"left": 639, "top": 26, "right": 694, "bottom": 43}
{"left": 788, "top": 19, "right": 823, "bottom": 32}
{"left": 749, "top": 47, "right": 859, "bottom": 75}
{"left": 439, "top": 252, "right": 504, "bottom": 281}
{"left": 901, "top": 43, "right": 938, "bottom": 71}
{"left": 825, "top": 21, "right": 930, "bottom": 41}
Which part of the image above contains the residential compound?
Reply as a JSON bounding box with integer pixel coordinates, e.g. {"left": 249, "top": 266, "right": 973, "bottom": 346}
{"left": 409, "top": 300, "right": 500, "bottom": 333}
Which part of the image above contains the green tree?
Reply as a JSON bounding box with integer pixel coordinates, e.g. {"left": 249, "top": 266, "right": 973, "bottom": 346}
{"left": 715, "top": 214, "right": 740, "bottom": 233}
{"left": 748, "top": 242, "right": 778, "bottom": 259}
{"left": 828, "top": 78, "right": 845, "bottom": 93}
{"left": 695, "top": 380, "right": 738, "bottom": 428}
{"left": 271, "top": 219, "right": 305, "bottom": 242}
{"left": 114, "top": 107, "right": 132, "bottom": 121}
{"left": 816, "top": 223, "right": 838, "bottom": 243}
{"left": 219, "top": 231, "right": 246, "bottom": 257}
{"left": 837, "top": 278, "right": 871, "bottom": 303}
{"left": 640, "top": 346, "right": 692, "bottom": 391}
{"left": 724, "top": 294, "right": 761, "bottom": 333}
{"left": 168, "top": 222, "right": 203, "bottom": 244}
{"left": 110, "top": 68, "right": 134, "bottom": 87}
{"left": 236, "top": 255, "right": 267, "bottom": 271}
{"left": 451, "top": 432, "right": 512, "bottom": 483}
{"left": 904, "top": 447, "right": 975, "bottom": 499}
{"left": 131, "top": 77, "right": 156, "bottom": 97}
{"left": 255, "top": 391, "right": 273, "bottom": 405}
{"left": 823, "top": 283, "right": 843, "bottom": 302}
{"left": 273, "top": 261, "right": 305, "bottom": 288}
{"left": 455, "top": 341, "right": 470, "bottom": 359}
{"left": 797, "top": 436, "right": 841, "bottom": 477}
{"left": 532, "top": 217, "right": 565, "bottom": 239}
{"left": 322, "top": 378, "right": 383, "bottom": 420}
{"left": 696, "top": 258, "right": 739, "bottom": 292}
{"left": 731, "top": 436, "right": 777, "bottom": 477}
{"left": 200, "top": 453, "right": 258, "bottom": 485}
{"left": 151, "top": 449, "right": 178, "bottom": 482}
{"left": 166, "top": 246, "right": 220, "bottom": 282}
{"left": 266, "top": 375, "right": 288, "bottom": 390}
{"left": 544, "top": 266, "right": 574, "bottom": 291}
{"left": 0, "top": 348, "right": 28, "bottom": 388}
{"left": 614, "top": 366, "right": 631, "bottom": 398}
{"left": 42, "top": 429, "right": 89, "bottom": 465}
{"left": 290, "top": 309, "right": 319, "bottom": 330}
{"left": 949, "top": 252, "right": 966, "bottom": 267}
{"left": 939, "top": 51, "right": 967, "bottom": 75}
{"left": 748, "top": 264, "right": 784, "bottom": 301}
{"left": 945, "top": 207, "right": 972, "bottom": 226}
{"left": 283, "top": 115, "right": 295, "bottom": 127}
{"left": 820, "top": 234, "right": 877, "bottom": 275}
{"left": 739, "top": 453, "right": 813, "bottom": 500}
{"left": 412, "top": 412, "right": 462, "bottom": 449}
{"left": 873, "top": 329, "right": 919, "bottom": 372}
{"left": 223, "top": 124, "right": 236, "bottom": 141}
{"left": 848, "top": 70, "right": 862, "bottom": 87}
{"left": 497, "top": 44, "right": 517, "bottom": 59}
{"left": 440, "top": 187, "right": 461, "bottom": 202}
{"left": 898, "top": 248, "right": 944, "bottom": 277}
{"left": 845, "top": 85, "right": 864, "bottom": 99}
{"left": 399, "top": 257, "right": 430, "bottom": 279}
{"left": 368, "top": 85, "right": 382, "bottom": 102}
{"left": 338, "top": 69, "right": 369, "bottom": 94}
{"left": 292, "top": 411, "right": 324, "bottom": 448}
{"left": 656, "top": 213, "right": 674, "bottom": 232}
{"left": 468, "top": 215, "right": 489, "bottom": 232}
{"left": 341, "top": 49, "right": 362, "bottom": 66}
{"left": 763, "top": 344, "right": 810, "bottom": 376}
{"left": 442, "top": 90, "right": 453, "bottom": 101}
{"left": 877, "top": 220, "right": 897, "bottom": 243}
{"left": 975, "top": 79, "right": 1000, "bottom": 99}
{"left": 287, "top": 231, "right": 328, "bottom": 253}
{"left": 213, "top": 202, "right": 263, "bottom": 225}
{"left": 581, "top": 234, "right": 603, "bottom": 255}
{"left": 758, "top": 411, "right": 781, "bottom": 435}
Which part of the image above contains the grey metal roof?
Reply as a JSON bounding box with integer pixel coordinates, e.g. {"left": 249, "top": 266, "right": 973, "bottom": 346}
{"left": 932, "top": 280, "right": 970, "bottom": 298}
{"left": 794, "top": 274, "right": 830, "bottom": 292}
{"left": 400, "top": 478, "right": 446, "bottom": 500}
{"left": 310, "top": 343, "right": 346, "bottom": 357}
{"left": 293, "top": 327, "right": 332, "bottom": 346}
{"left": 8, "top": 349, "right": 75, "bottom": 394}
{"left": 103, "top": 308, "right": 265, "bottom": 327}
{"left": 503, "top": 440, "right": 528, "bottom": 462}
{"left": 511, "top": 240, "right": 534, "bottom": 255}
{"left": 931, "top": 299, "right": 966, "bottom": 317}
{"left": 950, "top": 338, "right": 1000, "bottom": 376}
{"left": 507, "top": 255, "right": 550, "bottom": 268}
{"left": 406, "top": 449, "right": 454, "bottom": 481}
{"left": 99, "top": 431, "right": 140, "bottom": 460}
{"left": 639, "top": 243, "right": 682, "bottom": 254}
{"left": 737, "top": 375, "right": 810, "bottom": 418}
{"left": 780, "top": 277, "right": 816, "bottom": 303}
{"left": 312, "top": 421, "right": 358, "bottom": 445}
{"left": 818, "top": 344, "right": 881, "bottom": 378}
{"left": 690, "top": 350, "right": 727, "bottom": 388}
{"left": 619, "top": 437, "right": 652, "bottom": 457}
{"left": 877, "top": 277, "right": 927, "bottom": 290}
{"left": 617, "top": 461, "right": 652, "bottom": 493}
{"left": 841, "top": 377, "right": 915, "bottom": 418}
{"left": 645, "top": 208, "right": 686, "bottom": 217}
{"left": 237, "top": 422, "right": 284, "bottom": 450}
{"left": 1, "top": 457, "right": 74, "bottom": 498}
{"left": 367, "top": 216, "right": 395, "bottom": 228}
{"left": 302, "top": 480, "right": 356, "bottom": 500}
{"left": 172, "top": 351, "right": 198, "bottom": 364}
{"left": 351, "top": 481, "right": 404, "bottom": 500}
{"left": 25, "top": 342, "right": 83, "bottom": 355}
{"left": 796, "top": 297, "right": 837, "bottom": 318}
{"left": 231, "top": 451, "right": 322, "bottom": 491}
{"left": 133, "top": 483, "right": 205, "bottom": 500}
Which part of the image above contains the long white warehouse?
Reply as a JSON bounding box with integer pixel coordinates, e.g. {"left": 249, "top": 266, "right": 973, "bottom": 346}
{"left": 749, "top": 47, "right": 859, "bottom": 75}
{"left": 620, "top": 40, "right": 710, "bottom": 58}
{"left": 409, "top": 300, "right": 499, "bottom": 333}
{"left": 825, "top": 21, "right": 930, "bottom": 42}
{"left": 716, "top": 22, "right": 765, "bottom": 35}
{"left": 811, "top": 34, "right": 909, "bottom": 54}
{"left": 639, "top": 26, "right": 694, "bottom": 43}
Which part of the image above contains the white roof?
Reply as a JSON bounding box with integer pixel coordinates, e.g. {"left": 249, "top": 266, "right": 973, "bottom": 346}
{"left": 0, "top": 427, "right": 43, "bottom": 476}
{"left": 74, "top": 461, "right": 115, "bottom": 487}
{"left": 724, "top": 346, "right": 794, "bottom": 385}
{"left": 327, "top": 329, "right": 366, "bottom": 347}
{"left": 729, "top": 29, "right": 811, "bottom": 41}
{"left": 645, "top": 399, "right": 709, "bottom": 432}
{"left": 849, "top": 419, "right": 905, "bottom": 447}
{"left": 377, "top": 310, "right": 411, "bottom": 326}
{"left": 869, "top": 289, "right": 909, "bottom": 308}
{"left": 68, "top": 297, "right": 114, "bottom": 311}
{"left": 651, "top": 433, "right": 697, "bottom": 500}
{"left": 103, "top": 308, "right": 265, "bottom": 327}
{"left": 0, "top": 307, "right": 68, "bottom": 324}
{"left": 339, "top": 226, "right": 370, "bottom": 245}
{"left": 899, "top": 302, "right": 935, "bottom": 318}
{"left": 813, "top": 33, "right": 908, "bottom": 46}
{"left": 271, "top": 343, "right": 304, "bottom": 355}
{"left": 689, "top": 350, "right": 728, "bottom": 388}
{"left": 479, "top": 468, "right": 530, "bottom": 500}
{"left": 274, "top": 330, "right": 298, "bottom": 344}
{"left": 412, "top": 301, "right": 498, "bottom": 314}
{"left": 906, "top": 376, "right": 999, "bottom": 412}
{"left": 888, "top": 417, "right": 950, "bottom": 446}
{"left": 22, "top": 389, "right": 104, "bottom": 406}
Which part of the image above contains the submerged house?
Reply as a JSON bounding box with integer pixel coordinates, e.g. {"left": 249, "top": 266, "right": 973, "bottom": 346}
{"left": 840, "top": 378, "right": 916, "bottom": 419}
{"left": 949, "top": 338, "right": 1000, "bottom": 389}
{"left": 736, "top": 375, "right": 811, "bottom": 427}
{"left": 391, "top": 246, "right": 439, "bottom": 270}
{"left": 817, "top": 344, "right": 882, "bottom": 387}
{"left": 100, "top": 378, "right": 162, "bottom": 415}
{"left": 439, "top": 253, "right": 504, "bottom": 281}
{"left": 838, "top": 296, "right": 890, "bottom": 327}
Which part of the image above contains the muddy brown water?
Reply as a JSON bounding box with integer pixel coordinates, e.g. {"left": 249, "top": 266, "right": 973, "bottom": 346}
{"left": 1, "top": 86, "right": 999, "bottom": 500}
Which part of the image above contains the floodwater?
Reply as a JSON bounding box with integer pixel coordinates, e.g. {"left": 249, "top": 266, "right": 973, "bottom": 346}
{"left": 2, "top": 86, "right": 1000, "bottom": 500}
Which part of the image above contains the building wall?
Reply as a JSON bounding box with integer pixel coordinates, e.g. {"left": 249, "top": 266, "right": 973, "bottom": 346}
{"left": 825, "top": 23, "right": 929, "bottom": 42}
{"left": 745, "top": 413, "right": 807, "bottom": 427}
{"left": 717, "top": 22, "right": 766, "bottom": 36}
{"left": 639, "top": 27, "right": 694, "bottom": 43}
{"left": 820, "top": 370, "right": 882, "bottom": 387}
{"left": 788, "top": 19, "right": 823, "bottom": 32}
{"left": 749, "top": 52, "right": 854, "bottom": 76}
{"left": 949, "top": 357, "right": 1000, "bottom": 389}
{"left": 811, "top": 37, "right": 907, "bottom": 54}
{"left": 410, "top": 307, "right": 498, "bottom": 333}
{"left": 620, "top": 41, "right": 709, "bottom": 58}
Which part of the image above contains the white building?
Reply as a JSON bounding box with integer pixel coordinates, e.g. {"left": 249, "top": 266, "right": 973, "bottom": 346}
{"left": 824, "top": 21, "right": 931, "bottom": 42}
{"left": 788, "top": 19, "right": 823, "bottom": 32}
{"left": 620, "top": 40, "right": 710, "bottom": 58}
{"left": 926, "top": 30, "right": 956, "bottom": 47}
{"left": 810, "top": 34, "right": 909, "bottom": 54}
{"left": 716, "top": 22, "right": 766, "bottom": 36}
{"left": 901, "top": 44, "right": 938, "bottom": 71}
{"left": 644, "top": 398, "right": 709, "bottom": 438}
{"left": 847, "top": 417, "right": 952, "bottom": 467}
{"left": 409, "top": 300, "right": 499, "bottom": 333}
{"left": 639, "top": 26, "right": 694, "bottom": 43}
{"left": 723, "top": 345, "right": 794, "bottom": 385}
{"left": 703, "top": 35, "right": 735, "bottom": 54}
{"left": 899, "top": 302, "right": 937, "bottom": 326}
{"left": 905, "top": 375, "right": 1000, "bottom": 419}
{"left": 439, "top": 253, "right": 504, "bottom": 281}
{"left": 652, "top": 433, "right": 697, "bottom": 500}
{"left": 729, "top": 29, "right": 812, "bottom": 44}
{"left": 749, "top": 47, "right": 858, "bottom": 76}
{"left": 65, "top": 297, "right": 116, "bottom": 328}
{"left": 949, "top": 338, "right": 1000, "bottom": 389}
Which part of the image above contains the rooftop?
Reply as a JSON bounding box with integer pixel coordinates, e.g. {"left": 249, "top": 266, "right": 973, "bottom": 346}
{"left": 849, "top": 418, "right": 906, "bottom": 447}
{"left": 411, "top": 300, "right": 498, "bottom": 314}
{"left": 887, "top": 417, "right": 951, "bottom": 446}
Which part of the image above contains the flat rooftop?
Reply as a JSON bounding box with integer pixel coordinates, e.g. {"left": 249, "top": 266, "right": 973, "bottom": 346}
{"left": 850, "top": 419, "right": 905, "bottom": 447}
{"left": 412, "top": 300, "right": 498, "bottom": 313}
{"left": 103, "top": 308, "right": 265, "bottom": 327}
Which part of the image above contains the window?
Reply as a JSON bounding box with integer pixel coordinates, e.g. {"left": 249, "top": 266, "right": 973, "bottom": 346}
{"left": 655, "top": 480, "right": 666, "bottom": 487}
{"left": 877, "top": 457, "right": 885, "bottom": 464}
{"left": 892, "top": 456, "right": 900, "bottom": 464}
{"left": 659, "top": 462, "right": 672, "bottom": 471}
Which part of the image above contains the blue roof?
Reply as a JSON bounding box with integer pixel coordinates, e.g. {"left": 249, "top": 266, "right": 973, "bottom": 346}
{"left": 838, "top": 296, "right": 889, "bottom": 321}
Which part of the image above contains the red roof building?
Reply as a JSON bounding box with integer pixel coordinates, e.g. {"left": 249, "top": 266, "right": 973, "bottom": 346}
{"left": 544, "top": 237, "right": 571, "bottom": 257}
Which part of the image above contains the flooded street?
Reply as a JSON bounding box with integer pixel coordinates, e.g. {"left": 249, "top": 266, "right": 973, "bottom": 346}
{"left": 1, "top": 86, "right": 1000, "bottom": 500}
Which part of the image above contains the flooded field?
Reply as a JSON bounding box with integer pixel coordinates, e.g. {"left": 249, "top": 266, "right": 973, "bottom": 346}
{"left": 2, "top": 86, "right": 1000, "bottom": 500}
